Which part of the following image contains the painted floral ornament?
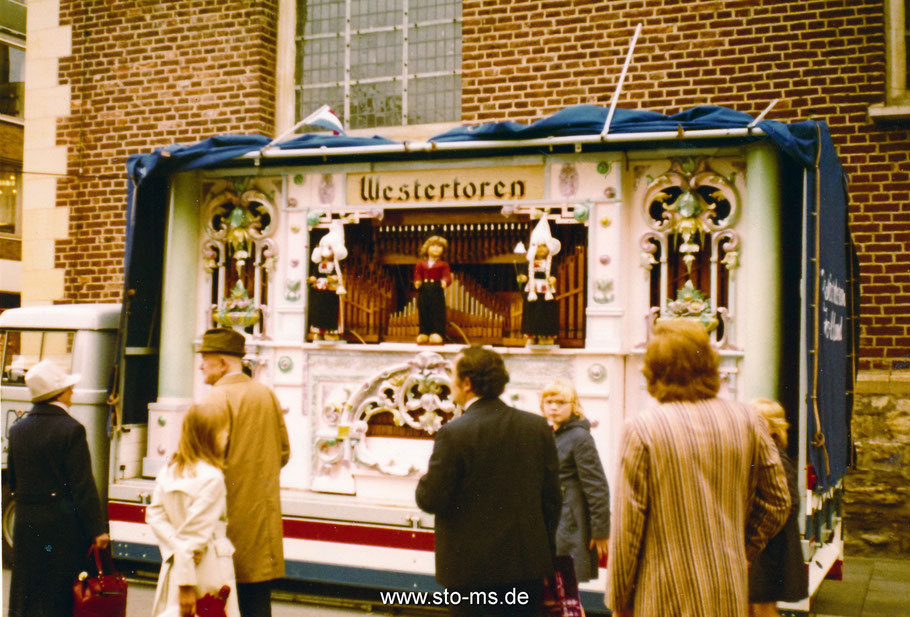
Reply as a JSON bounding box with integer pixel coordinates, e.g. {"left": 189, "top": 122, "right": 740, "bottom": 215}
{"left": 215, "top": 280, "right": 260, "bottom": 327}
{"left": 663, "top": 280, "right": 718, "bottom": 331}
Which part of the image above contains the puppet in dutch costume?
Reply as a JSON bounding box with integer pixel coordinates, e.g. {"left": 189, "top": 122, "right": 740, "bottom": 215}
{"left": 308, "top": 220, "right": 347, "bottom": 341}
{"left": 518, "top": 218, "right": 560, "bottom": 346}
{"left": 414, "top": 235, "right": 452, "bottom": 345}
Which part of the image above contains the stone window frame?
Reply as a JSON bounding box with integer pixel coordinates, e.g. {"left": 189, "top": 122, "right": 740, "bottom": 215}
{"left": 870, "top": 0, "right": 910, "bottom": 121}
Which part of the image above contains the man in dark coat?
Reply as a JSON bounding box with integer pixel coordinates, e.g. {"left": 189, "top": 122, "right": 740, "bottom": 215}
{"left": 8, "top": 360, "right": 109, "bottom": 617}
{"left": 416, "top": 346, "right": 561, "bottom": 616}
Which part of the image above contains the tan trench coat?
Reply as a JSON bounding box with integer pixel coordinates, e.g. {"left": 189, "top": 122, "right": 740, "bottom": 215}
{"left": 195, "top": 373, "right": 290, "bottom": 583}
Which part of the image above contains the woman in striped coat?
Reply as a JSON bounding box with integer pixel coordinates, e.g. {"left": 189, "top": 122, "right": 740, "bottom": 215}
{"left": 605, "top": 320, "right": 791, "bottom": 617}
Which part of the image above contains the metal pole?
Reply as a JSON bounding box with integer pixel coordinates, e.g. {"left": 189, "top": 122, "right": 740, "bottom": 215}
{"left": 601, "top": 23, "right": 642, "bottom": 138}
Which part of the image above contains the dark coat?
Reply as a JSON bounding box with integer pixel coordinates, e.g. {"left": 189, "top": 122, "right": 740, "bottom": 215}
{"left": 416, "top": 397, "right": 562, "bottom": 591}
{"left": 7, "top": 402, "right": 108, "bottom": 617}
{"left": 553, "top": 417, "right": 611, "bottom": 581}
{"left": 748, "top": 447, "right": 808, "bottom": 603}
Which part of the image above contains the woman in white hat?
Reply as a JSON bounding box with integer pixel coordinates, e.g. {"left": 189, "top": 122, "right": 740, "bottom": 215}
{"left": 518, "top": 218, "right": 561, "bottom": 345}
{"left": 307, "top": 220, "right": 348, "bottom": 341}
{"left": 7, "top": 360, "right": 109, "bottom": 617}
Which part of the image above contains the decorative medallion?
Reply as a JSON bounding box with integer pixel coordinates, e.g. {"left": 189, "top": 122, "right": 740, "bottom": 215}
{"left": 587, "top": 363, "right": 607, "bottom": 383}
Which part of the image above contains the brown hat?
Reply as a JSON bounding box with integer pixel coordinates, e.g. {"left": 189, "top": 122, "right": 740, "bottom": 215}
{"left": 199, "top": 328, "right": 246, "bottom": 356}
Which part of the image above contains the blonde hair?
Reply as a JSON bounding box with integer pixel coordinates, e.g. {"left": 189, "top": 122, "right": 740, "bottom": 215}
{"left": 642, "top": 319, "right": 720, "bottom": 403}
{"left": 751, "top": 398, "right": 789, "bottom": 449}
{"left": 540, "top": 379, "right": 584, "bottom": 419}
{"left": 419, "top": 235, "right": 448, "bottom": 258}
{"left": 171, "top": 403, "right": 230, "bottom": 477}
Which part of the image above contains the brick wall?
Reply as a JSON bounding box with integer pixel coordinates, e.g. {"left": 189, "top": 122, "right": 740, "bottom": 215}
{"left": 462, "top": 0, "right": 910, "bottom": 371}
{"left": 54, "top": 0, "right": 278, "bottom": 302}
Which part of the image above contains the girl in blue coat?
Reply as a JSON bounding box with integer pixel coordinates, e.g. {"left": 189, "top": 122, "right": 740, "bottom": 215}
{"left": 540, "top": 380, "right": 611, "bottom": 582}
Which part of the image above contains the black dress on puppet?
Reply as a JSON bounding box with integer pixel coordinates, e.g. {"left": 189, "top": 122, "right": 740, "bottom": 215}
{"left": 414, "top": 235, "right": 452, "bottom": 344}
{"left": 308, "top": 220, "right": 348, "bottom": 340}
{"left": 521, "top": 267, "right": 558, "bottom": 338}
{"left": 519, "top": 218, "right": 561, "bottom": 346}
{"left": 308, "top": 260, "right": 341, "bottom": 331}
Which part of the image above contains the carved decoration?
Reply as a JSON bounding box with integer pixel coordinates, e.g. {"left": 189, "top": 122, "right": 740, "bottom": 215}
{"left": 202, "top": 178, "right": 279, "bottom": 336}
{"left": 311, "top": 352, "right": 459, "bottom": 493}
{"left": 639, "top": 157, "right": 740, "bottom": 345}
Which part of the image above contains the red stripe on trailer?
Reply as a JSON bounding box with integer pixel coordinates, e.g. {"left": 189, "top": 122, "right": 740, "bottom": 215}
{"left": 282, "top": 518, "right": 434, "bottom": 551}
{"left": 108, "top": 501, "right": 435, "bottom": 552}
{"left": 109, "top": 501, "right": 147, "bottom": 523}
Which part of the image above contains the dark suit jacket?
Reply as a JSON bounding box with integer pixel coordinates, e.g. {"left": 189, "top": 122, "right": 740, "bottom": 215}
{"left": 416, "top": 397, "right": 561, "bottom": 590}
{"left": 8, "top": 402, "right": 108, "bottom": 617}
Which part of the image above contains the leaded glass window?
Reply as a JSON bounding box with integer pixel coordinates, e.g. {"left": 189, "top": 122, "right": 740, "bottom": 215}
{"left": 296, "top": 0, "right": 461, "bottom": 129}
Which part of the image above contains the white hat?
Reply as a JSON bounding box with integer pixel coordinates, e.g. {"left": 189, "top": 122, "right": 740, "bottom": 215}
{"left": 25, "top": 360, "right": 80, "bottom": 403}
{"left": 527, "top": 218, "right": 561, "bottom": 258}
{"left": 312, "top": 219, "right": 348, "bottom": 262}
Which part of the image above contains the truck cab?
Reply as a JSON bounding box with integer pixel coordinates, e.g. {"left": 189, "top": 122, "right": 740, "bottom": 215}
{"left": 0, "top": 303, "right": 120, "bottom": 564}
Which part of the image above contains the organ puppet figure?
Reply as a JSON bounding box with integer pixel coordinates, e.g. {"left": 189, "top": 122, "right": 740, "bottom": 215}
{"left": 414, "top": 235, "right": 452, "bottom": 345}
{"left": 308, "top": 220, "right": 347, "bottom": 341}
{"left": 517, "top": 218, "right": 560, "bottom": 346}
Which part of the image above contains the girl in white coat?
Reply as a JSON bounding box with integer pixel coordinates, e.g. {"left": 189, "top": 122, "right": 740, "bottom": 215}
{"left": 147, "top": 403, "right": 240, "bottom": 617}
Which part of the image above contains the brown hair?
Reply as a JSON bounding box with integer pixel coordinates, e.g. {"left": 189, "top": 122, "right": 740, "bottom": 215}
{"left": 170, "top": 403, "right": 230, "bottom": 477}
{"left": 642, "top": 319, "right": 720, "bottom": 403}
{"left": 455, "top": 345, "right": 509, "bottom": 398}
{"left": 540, "top": 379, "right": 584, "bottom": 419}
{"left": 419, "top": 235, "right": 448, "bottom": 258}
{"left": 751, "top": 398, "right": 789, "bottom": 449}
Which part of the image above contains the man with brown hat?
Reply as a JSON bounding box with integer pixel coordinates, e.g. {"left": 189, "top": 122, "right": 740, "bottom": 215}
{"left": 194, "top": 328, "right": 290, "bottom": 617}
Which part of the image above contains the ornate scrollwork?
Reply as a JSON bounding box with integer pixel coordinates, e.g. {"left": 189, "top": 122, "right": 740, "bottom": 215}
{"left": 643, "top": 157, "right": 739, "bottom": 275}
{"left": 311, "top": 352, "right": 459, "bottom": 491}
{"left": 639, "top": 157, "right": 741, "bottom": 346}
{"left": 202, "top": 178, "right": 279, "bottom": 334}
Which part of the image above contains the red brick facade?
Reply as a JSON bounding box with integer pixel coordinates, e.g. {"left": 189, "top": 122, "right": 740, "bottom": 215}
{"left": 54, "top": 0, "right": 278, "bottom": 301}
{"left": 461, "top": 0, "right": 909, "bottom": 370}
{"left": 53, "top": 0, "right": 907, "bottom": 369}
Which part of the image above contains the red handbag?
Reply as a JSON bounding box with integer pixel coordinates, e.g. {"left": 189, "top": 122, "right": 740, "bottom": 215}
{"left": 72, "top": 545, "right": 128, "bottom": 617}
{"left": 195, "top": 585, "right": 231, "bottom": 617}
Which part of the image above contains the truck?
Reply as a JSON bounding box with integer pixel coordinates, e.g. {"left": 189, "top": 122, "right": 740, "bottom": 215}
{"left": 1, "top": 104, "right": 857, "bottom": 613}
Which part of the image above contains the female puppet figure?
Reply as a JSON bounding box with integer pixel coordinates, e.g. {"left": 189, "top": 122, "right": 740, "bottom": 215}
{"left": 308, "top": 220, "right": 347, "bottom": 341}
{"left": 518, "top": 218, "right": 561, "bottom": 345}
{"left": 414, "top": 235, "right": 452, "bottom": 344}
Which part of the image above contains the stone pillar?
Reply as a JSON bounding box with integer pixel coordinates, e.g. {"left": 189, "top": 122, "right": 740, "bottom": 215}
{"left": 739, "top": 142, "right": 782, "bottom": 399}
{"left": 845, "top": 370, "right": 910, "bottom": 554}
{"left": 157, "top": 171, "right": 200, "bottom": 400}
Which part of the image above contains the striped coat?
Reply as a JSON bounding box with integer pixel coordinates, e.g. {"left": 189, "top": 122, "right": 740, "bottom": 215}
{"left": 606, "top": 398, "right": 791, "bottom": 617}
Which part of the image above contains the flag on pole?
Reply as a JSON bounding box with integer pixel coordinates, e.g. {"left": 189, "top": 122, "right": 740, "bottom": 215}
{"left": 302, "top": 104, "right": 346, "bottom": 135}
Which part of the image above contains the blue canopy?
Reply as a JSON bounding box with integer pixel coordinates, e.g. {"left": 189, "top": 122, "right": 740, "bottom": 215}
{"left": 429, "top": 105, "right": 819, "bottom": 167}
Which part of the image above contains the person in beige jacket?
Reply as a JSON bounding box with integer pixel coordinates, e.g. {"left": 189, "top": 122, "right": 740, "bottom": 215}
{"left": 194, "top": 328, "right": 290, "bottom": 617}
